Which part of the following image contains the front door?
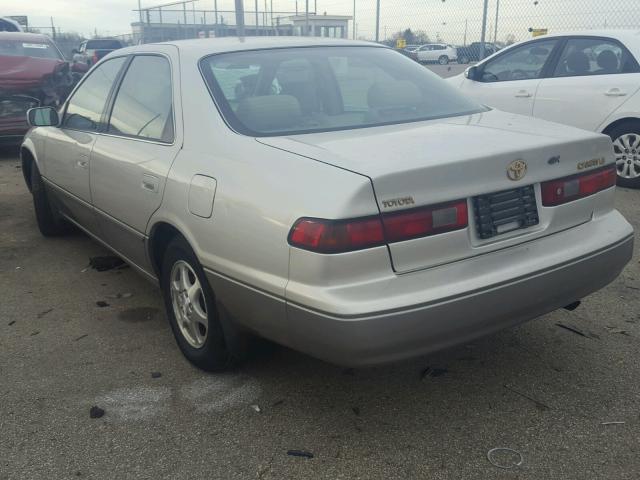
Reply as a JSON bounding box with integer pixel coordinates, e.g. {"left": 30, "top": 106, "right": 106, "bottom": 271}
{"left": 90, "top": 52, "right": 181, "bottom": 269}
{"left": 458, "top": 38, "right": 560, "bottom": 116}
{"left": 43, "top": 56, "right": 127, "bottom": 235}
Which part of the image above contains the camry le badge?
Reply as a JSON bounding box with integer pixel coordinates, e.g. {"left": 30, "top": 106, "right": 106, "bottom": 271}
{"left": 507, "top": 159, "right": 527, "bottom": 181}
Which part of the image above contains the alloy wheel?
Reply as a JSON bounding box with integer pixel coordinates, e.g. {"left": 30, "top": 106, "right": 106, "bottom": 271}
{"left": 613, "top": 133, "right": 640, "bottom": 179}
{"left": 170, "top": 260, "right": 208, "bottom": 348}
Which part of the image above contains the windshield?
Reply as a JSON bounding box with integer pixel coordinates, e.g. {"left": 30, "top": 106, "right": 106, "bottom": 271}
{"left": 0, "top": 39, "right": 62, "bottom": 60}
{"left": 200, "top": 46, "right": 486, "bottom": 136}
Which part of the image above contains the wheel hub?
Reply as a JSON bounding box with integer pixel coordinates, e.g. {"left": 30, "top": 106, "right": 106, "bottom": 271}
{"left": 613, "top": 133, "right": 640, "bottom": 179}
{"left": 169, "top": 260, "right": 208, "bottom": 348}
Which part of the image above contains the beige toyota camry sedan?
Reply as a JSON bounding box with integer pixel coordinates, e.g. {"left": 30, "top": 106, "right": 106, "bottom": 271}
{"left": 21, "top": 37, "right": 633, "bottom": 371}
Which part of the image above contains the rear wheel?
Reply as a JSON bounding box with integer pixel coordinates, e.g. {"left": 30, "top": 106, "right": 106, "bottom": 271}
{"left": 30, "top": 163, "right": 68, "bottom": 236}
{"left": 161, "top": 237, "right": 245, "bottom": 371}
{"left": 459, "top": 55, "right": 470, "bottom": 64}
{"left": 607, "top": 120, "right": 640, "bottom": 188}
{"left": 438, "top": 55, "right": 450, "bottom": 65}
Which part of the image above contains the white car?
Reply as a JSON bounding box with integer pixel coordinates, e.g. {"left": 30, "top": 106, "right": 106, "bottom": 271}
{"left": 415, "top": 43, "right": 457, "bottom": 65}
{"left": 448, "top": 31, "right": 640, "bottom": 187}
{"left": 21, "top": 38, "right": 633, "bottom": 370}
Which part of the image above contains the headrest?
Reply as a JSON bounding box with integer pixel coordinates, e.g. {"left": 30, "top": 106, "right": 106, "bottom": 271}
{"left": 367, "top": 81, "right": 422, "bottom": 109}
{"left": 597, "top": 50, "right": 618, "bottom": 72}
{"left": 566, "top": 51, "right": 590, "bottom": 74}
{"left": 235, "top": 95, "right": 302, "bottom": 132}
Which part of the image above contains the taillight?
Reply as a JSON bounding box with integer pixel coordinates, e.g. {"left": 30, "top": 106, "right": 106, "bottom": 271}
{"left": 92, "top": 53, "right": 99, "bottom": 64}
{"left": 541, "top": 165, "right": 616, "bottom": 206}
{"left": 288, "top": 200, "right": 468, "bottom": 253}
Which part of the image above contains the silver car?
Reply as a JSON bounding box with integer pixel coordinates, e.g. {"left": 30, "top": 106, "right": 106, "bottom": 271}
{"left": 21, "top": 38, "right": 633, "bottom": 371}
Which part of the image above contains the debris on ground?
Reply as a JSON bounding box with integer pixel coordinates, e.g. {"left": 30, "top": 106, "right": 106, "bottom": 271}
{"left": 605, "top": 326, "right": 630, "bottom": 336}
{"left": 8, "top": 321, "right": 15, "bottom": 326}
{"left": 30, "top": 331, "right": 40, "bottom": 336}
{"left": 106, "top": 293, "right": 133, "bottom": 299}
{"left": 250, "top": 404, "right": 262, "bottom": 413}
{"left": 503, "top": 384, "right": 550, "bottom": 411}
{"left": 272, "top": 399, "right": 284, "bottom": 407}
{"left": 351, "top": 406, "right": 361, "bottom": 416}
{"left": 74, "top": 334, "right": 88, "bottom": 342}
{"left": 555, "top": 322, "right": 599, "bottom": 339}
{"left": 151, "top": 372, "right": 162, "bottom": 379}
{"left": 287, "top": 450, "right": 314, "bottom": 459}
{"left": 487, "top": 447, "right": 524, "bottom": 469}
{"left": 96, "top": 301, "right": 109, "bottom": 308}
{"left": 601, "top": 421, "right": 625, "bottom": 425}
{"left": 89, "top": 406, "right": 105, "bottom": 419}
{"left": 36, "top": 308, "right": 53, "bottom": 318}
{"left": 89, "top": 256, "right": 127, "bottom": 272}
{"left": 421, "top": 366, "right": 448, "bottom": 379}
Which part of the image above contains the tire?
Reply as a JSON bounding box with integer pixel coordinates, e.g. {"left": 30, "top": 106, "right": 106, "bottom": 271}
{"left": 438, "top": 55, "right": 449, "bottom": 65}
{"left": 606, "top": 120, "right": 640, "bottom": 189}
{"left": 161, "top": 237, "right": 245, "bottom": 371}
{"left": 459, "top": 55, "right": 470, "bottom": 64}
{"left": 30, "top": 163, "right": 68, "bottom": 236}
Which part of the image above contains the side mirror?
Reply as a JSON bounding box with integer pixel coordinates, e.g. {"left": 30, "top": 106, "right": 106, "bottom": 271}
{"left": 27, "top": 107, "right": 60, "bottom": 127}
{"left": 465, "top": 66, "right": 479, "bottom": 81}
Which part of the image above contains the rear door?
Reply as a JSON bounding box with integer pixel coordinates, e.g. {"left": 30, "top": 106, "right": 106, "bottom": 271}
{"left": 458, "top": 38, "right": 560, "bottom": 116}
{"left": 533, "top": 36, "right": 640, "bottom": 131}
{"left": 44, "top": 56, "right": 127, "bottom": 235}
{"left": 90, "top": 50, "right": 181, "bottom": 269}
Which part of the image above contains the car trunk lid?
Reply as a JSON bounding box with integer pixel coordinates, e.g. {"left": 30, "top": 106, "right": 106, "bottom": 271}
{"left": 259, "top": 111, "right": 614, "bottom": 272}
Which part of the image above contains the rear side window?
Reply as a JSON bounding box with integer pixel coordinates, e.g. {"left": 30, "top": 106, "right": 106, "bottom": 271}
{"left": 86, "top": 39, "right": 122, "bottom": 50}
{"left": 63, "top": 56, "right": 126, "bottom": 131}
{"left": 553, "top": 37, "right": 640, "bottom": 77}
{"left": 108, "top": 55, "right": 174, "bottom": 143}
{"left": 481, "top": 40, "right": 558, "bottom": 82}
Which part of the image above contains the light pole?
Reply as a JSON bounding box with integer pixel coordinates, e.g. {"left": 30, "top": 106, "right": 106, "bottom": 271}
{"left": 494, "top": 0, "right": 500, "bottom": 43}
{"left": 479, "top": 0, "right": 489, "bottom": 60}
{"left": 305, "top": 0, "right": 310, "bottom": 35}
{"left": 375, "top": 0, "right": 380, "bottom": 42}
{"left": 352, "top": 0, "right": 356, "bottom": 39}
{"left": 235, "top": 0, "right": 245, "bottom": 36}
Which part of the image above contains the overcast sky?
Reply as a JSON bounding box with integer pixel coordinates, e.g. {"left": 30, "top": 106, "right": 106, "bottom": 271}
{"left": 3, "top": 0, "right": 638, "bottom": 43}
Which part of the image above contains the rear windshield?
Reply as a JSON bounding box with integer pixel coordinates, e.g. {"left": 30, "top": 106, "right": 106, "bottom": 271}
{"left": 200, "top": 46, "right": 486, "bottom": 136}
{"left": 0, "top": 39, "right": 62, "bottom": 60}
{"left": 86, "top": 39, "right": 122, "bottom": 50}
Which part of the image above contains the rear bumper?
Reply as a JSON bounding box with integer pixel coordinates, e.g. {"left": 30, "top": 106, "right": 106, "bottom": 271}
{"left": 284, "top": 213, "right": 633, "bottom": 366}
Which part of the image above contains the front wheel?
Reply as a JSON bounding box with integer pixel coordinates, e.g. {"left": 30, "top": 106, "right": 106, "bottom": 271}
{"left": 31, "top": 163, "right": 68, "bottom": 236}
{"left": 607, "top": 121, "right": 640, "bottom": 188}
{"left": 438, "top": 55, "right": 449, "bottom": 65}
{"left": 161, "top": 237, "right": 245, "bottom": 371}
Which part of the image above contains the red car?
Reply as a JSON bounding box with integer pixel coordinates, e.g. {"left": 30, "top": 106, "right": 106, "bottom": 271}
{"left": 0, "top": 32, "right": 74, "bottom": 145}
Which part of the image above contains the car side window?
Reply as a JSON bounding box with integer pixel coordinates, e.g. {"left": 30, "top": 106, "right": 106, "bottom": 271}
{"left": 553, "top": 38, "right": 640, "bottom": 77}
{"left": 63, "top": 56, "right": 126, "bottom": 131}
{"left": 480, "top": 39, "right": 557, "bottom": 82}
{"left": 107, "top": 55, "right": 174, "bottom": 143}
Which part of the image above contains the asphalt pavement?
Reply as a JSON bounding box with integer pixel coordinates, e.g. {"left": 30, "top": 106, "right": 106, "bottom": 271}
{"left": 1, "top": 126, "right": 640, "bottom": 478}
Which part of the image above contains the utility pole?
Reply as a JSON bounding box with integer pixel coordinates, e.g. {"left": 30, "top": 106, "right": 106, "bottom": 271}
{"left": 479, "top": 0, "right": 489, "bottom": 60}
{"left": 235, "top": 0, "right": 245, "bottom": 36}
{"left": 375, "top": 0, "right": 380, "bottom": 42}
{"left": 352, "top": 0, "right": 355, "bottom": 39}
{"left": 305, "top": 0, "right": 309, "bottom": 36}
{"left": 463, "top": 18, "right": 468, "bottom": 46}
{"left": 138, "top": 0, "right": 143, "bottom": 24}
{"left": 50, "top": 17, "right": 56, "bottom": 39}
{"left": 494, "top": 0, "right": 500, "bottom": 43}
{"left": 255, "top": 0, "right": 259, "bottom": 33}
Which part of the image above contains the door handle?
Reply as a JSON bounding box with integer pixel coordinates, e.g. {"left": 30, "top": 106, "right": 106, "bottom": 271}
{"left": 141, "top": 174, "right": 159, "bottom": 193}
{"left": 515, "top": 90, "right": 532, "bottom": 98}
{"left": 605, "top": 88, "right": 627, "bottom": 97}
{"left": 76, "top": 158, "right": 88, "bottom": 169}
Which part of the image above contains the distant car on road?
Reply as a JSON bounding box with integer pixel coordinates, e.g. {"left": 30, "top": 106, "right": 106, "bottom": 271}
{"left": 457, "top": 42, "right": 500, "bottom": 64}
{"left": 72, "top": 38, "right": 123, "bottom": 69}
{"left": 415, "top": 43, "right": 457, "bottom": 65}
{"left": 0, "top": 17, "right": 23, "bottom": 32}
{"left": 448, "top": 31, "right": 640, "bottom": 187}
{"left": 21, "top": 38, "right": 633, "bottom": 370}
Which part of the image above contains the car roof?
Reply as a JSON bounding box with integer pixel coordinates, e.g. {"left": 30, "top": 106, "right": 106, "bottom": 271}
{"left": 115, "top": 36, "right": 381, "bottom": 58}
{"left": 0, "top": 32, "right": 53, "bottom": 42}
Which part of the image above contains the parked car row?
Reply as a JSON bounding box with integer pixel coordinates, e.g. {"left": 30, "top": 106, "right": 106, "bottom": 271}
{"left": 21, "top": 37, "right": 633, "bottom": 371}
{"left": 401, "top": 42, "right": 500, "bottom": 65}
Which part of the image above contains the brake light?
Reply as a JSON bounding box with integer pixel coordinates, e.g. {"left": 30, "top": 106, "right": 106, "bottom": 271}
{"left": 92, "top": 52, "right": 99, "bottom": 64}
{"left": 541, "top": 165, "right": 616, "bottom": 206}
{"left": 288, "top": 200, "right": 468, "bottom": 253}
